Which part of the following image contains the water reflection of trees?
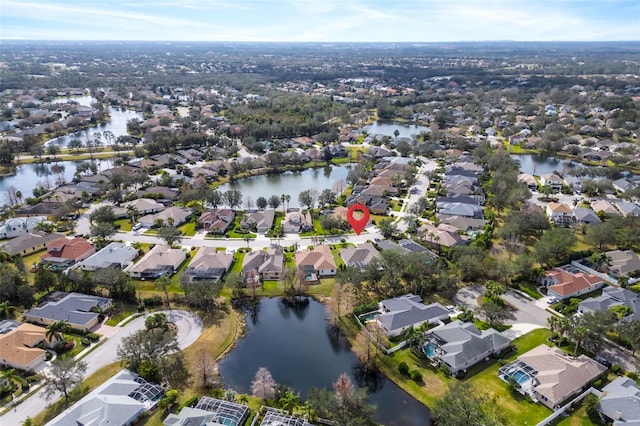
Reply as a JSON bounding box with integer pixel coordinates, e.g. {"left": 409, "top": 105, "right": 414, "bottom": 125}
{"left": 352, "top": 362, "right": 385, "bottom": 393}
{"left": 325, "top": 325, "right": 350, "bottom": 354}
{"left": 279, "top": 298, "right": 310, "bottom": 321}
{"left": 246, "top": 301, "right": 261, "bottom": 325}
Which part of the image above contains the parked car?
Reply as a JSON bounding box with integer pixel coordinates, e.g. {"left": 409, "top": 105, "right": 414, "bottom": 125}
{"left": 546, "top": 297, "right": 558, "bottom": 305}
{"left": 594, "top": 356, "right": 612, "bottom": 368}
{"left": 132, "top": 223, "right": 143, "bottom": 231}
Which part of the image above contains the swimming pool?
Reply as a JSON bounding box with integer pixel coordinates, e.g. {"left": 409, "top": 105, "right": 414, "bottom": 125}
{"left": 359, "top": 311, "right": 381, "bottom": 322}
{"left": 423, "top": 342, "right": 436, "bottom": 358}
{"left": 507, "top": 369, "right": 531, "bottom": 385}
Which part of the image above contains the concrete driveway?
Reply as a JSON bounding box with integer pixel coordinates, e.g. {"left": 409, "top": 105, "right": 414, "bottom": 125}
{"left": 0, "top": 310, "right": 202, "bottom": 425}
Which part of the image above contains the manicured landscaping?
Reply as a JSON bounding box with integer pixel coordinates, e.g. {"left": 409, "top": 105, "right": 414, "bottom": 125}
{"left": 178, "top": 221, "right": 197, "bottom": 236}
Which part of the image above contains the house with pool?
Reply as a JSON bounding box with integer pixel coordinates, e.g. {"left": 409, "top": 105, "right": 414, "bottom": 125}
{"left": 499, "top": 344, "right": 607, "bottom": 410}
{"left": 422, "top": 320, "right": 511, "bottom": 375}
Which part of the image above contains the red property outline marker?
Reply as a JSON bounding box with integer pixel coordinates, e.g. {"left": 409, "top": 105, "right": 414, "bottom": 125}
{"left": 347, "top": 203, "right": 370, "bottom": 235}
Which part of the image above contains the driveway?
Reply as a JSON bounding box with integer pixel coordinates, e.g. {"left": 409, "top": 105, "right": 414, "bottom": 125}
{"left": 0, "top": 310, "right": 202, "bottom": 425}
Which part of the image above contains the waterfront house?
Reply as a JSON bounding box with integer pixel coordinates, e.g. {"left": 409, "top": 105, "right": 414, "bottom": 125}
{"left": 295, "top": 244, "right": 336, "bottom": 281}
{"left": 198, "top": 209, "right": 235, "bottom": 234}
{"left": 0, "top": 216, "right": 48, "bottom": 239}
{"left": 241, "top": 245, "right": 285, "bottom": 283}
{"left": 127, "top": 245, "right": 186, "bottom": 279}
{"left": 546, "top": 202, "right": 573, "bottom": 227}
{"left": 339, "top": 243, "right": 381, "bottom": 270}
{"left": 242, "top": 210, "right": 275, "bottom": 234}
{"left": 40, "top": 237, "right": 95, "bottom": 269}
{"left": 77, "top": 242, "right": 139, "bottom": 272}
{"left": 375, "top": 294, "right": 450, "bottom": 337}
{"left": 184, "top": 248, "right": 234, "bottom": 282}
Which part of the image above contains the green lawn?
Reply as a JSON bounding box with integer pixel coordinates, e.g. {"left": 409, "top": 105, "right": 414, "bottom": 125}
{"left": 230, "top": 252, "right": 246, "bottom": 274}
{"left": 114, "top": 218, "right": 132, "bottom": 231}
{"left": 178, "top": 221, "right": 197, "bottom": 236}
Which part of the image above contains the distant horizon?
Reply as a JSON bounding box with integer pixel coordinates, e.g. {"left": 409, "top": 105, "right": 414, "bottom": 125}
{"left": 1, "top": 0, "right": 638, "bottom": 43}
{"left": 2, "top": 39, "right": 640, "bottom": 44}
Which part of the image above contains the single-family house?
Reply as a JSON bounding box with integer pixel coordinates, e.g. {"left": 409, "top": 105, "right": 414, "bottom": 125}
{"left": 163, "top": 396, "right": 250, "bottom": 426}
{"left": 546, "top": 202, "right": 573, "bottom": 227}
{"left": 242, "top": 210, "right": 275, "bottom": 234}
{"left": 420, "top": 223, "right": 470, "bottom": 250}
{"left": 198, "top": 209, "right": 235, "bottom": 234}
{"left": 0, "top": 323, "right": 56, "bottom": 371}
{"left": 424, "top": 320, "right": 511, "bottom": 375}
{"left": 47, "top": 369, "right": 164, "bottom": 426}
{"left": 283, "top": 210, "right": 313, "bottom": 233}
{"left": 0, "top": 216, "right": 48, "bottom": 239}
{"left": 127, "top": 245, "right": 186, "bottom": 279}
{"left": 0, "top": 231, "right": 66, "bottom": 256}
{"left": 591, "top": 199, "right": 620, "bottom": 217}
{"left": 295, "top": 244, "right": 336, "bottom": 281}
{"left": 499, "top": 344, "right": 607, "bottom": 409}
{"left": 184, "top": 248, "right": 234, "bottom": 282}
{"left": 24, "top": 292, "right": 112, "bottom": 331}
{"left": 77, "top": 242, "right": 138, "bottom": 271}
{"left": 540, "top": 173, "right": 563, "bottom": 192}
{"left": 375, "top": 294, "right": 450, "bottom": 337}
{"left": 579, "top": 286, "right": 640, "bottom": 322}
{"left": 540, "top": 267, "right": 605, "bottom": 300}
{"left": 613, "top": 200, "right": 640, "bottom": 217}
{"left": 139, "top": 206, "right": 194, "bottom": 228}
{"left": 612, "top": 178, "right": 637, "bottom": 193}
{"left": 606, "top": 250, "right": 640, "bottom": 277}
{"left": 597, "top": 376, "right": 640, "bottom": 425}
{"left": 437, "top": 202, "right": 484, "bottom": 219}
{"left": 572, "top": 207, "right": 601, "bottom": 225}
{"left": 40, "top": 237, "right": 95, "bottom": 269}
{"left": 260, "top": 409, "right": 313, "bottom": 426}
{"left": 339, "top": 243, "right": 381, "bottom": 269}
{"left": 135, "top": 186, "right": 179, "bottom": 203}
{"left": 438, "top": 214, "right": 487, "bottom": 231}
{"left": 242, "top": 245, "right": 285, "bottom": 282}
{"left": 114, "top": 198, "right": 165, "bottom": 218}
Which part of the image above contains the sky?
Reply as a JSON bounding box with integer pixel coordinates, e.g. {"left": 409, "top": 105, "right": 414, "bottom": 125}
{"left": 0, "top": 0, "right": 639, "bottom": 42}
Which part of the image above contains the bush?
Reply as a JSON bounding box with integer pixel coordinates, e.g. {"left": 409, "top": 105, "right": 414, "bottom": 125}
{"left": 86, "top": 333, "right": 100, "bottom": 342}
{"left": 612, "top": 364, "right": 622, "bottom": 374}
{"left": 45, "top": 351, "right": 53, "bottom": 361}
{"left": 398, "top": 362, "right": 410, "bottom": 376}
{"left": 626, "top": 371, "right": 638, "bottom": 380}
{"left": 410, "top": 370, "right": 423, "bottom": 382}
{"left": 143, "top": 295, "right": 163, "bottom": 306}
{"left": 81, "top": 338, "right": 90, "bottom": 346}
{"left": 179, "top": 395, "right": 199, "bottom": 410}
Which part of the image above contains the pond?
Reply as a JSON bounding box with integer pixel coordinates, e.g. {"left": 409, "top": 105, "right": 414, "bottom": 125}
{"left": 217, "top": 165, "right": 349, "bottom": 209}
{"left": 218, "top": 298, "right": 432, "bottom": 426}
{"left": 46, "top": 96, "right": 143, "bottom": 148}
{"left": 510, "top": 154, "right": 576, "bottom": 176}
{"left": 0, "top": 159, "right": 113, "bottom": 199}
{"left": 362, "top": 120, "right": 431, "bottom": 139}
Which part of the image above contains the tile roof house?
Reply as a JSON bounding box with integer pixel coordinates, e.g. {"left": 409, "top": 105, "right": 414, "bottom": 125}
{"left": 283, "top": 210, "right": 313, "bottom": 233}
{"left": 540, "top": 267, "right": 605, "bottom": 300}
{"left": 242, "top": 245, "right": 285, "bottom": 282}
{"left": 499, "top": 344, "right": 607, "bottom": 409}
{"left": 0, "top": 323, "right": 55, "bottom": 371}
{"left": 295, "top": 244, "right": 336, "bottom": 281}
{"left": 606, "top": 250, "right": 640, "bottom": 277}
{"left": 113, "top": 198, "right": 165, "bottom": 218}
{"left": 597, "top": 376, "right": 640, "bottom": 425}
{"left": 77, "top": 242, "right": 139, "bottom": 272}
{"left": 612, "top": 178, "right": 638, "bottom": 193}
{"left": 40, "top": 237, "right": 95, "bottom": 269}
{"left": 518, "top": 173, "right": 538, "bottom": 190}
{"left": 375, "top": 294, "right": 450, "bottom": 337}
{"left": 184, "top": 247, "right": 234, "bottom": 282}
{"left": 438, "top": 214, "right": 487, "bottom": 232}
{"left": 591, "top": 199, "right": 620, "bottom": 217}
{"left": 424, "top": 320, "right": 511, "bottom": 375}
{"left": 579, "top": 286, "right": 640, "bottom": 322}
{"left": 47, "top": 369, "right": 164, "bottom": 426}
{"left": 539, "top": 173, "right": 563, "bottom": 191}
{"left": 241, "top": 210, "right": 275, "bottom": 234}
{"left": 0, "top": 216, "right": 48, "bottom": 239}
{"left": 198, "top": 209, "right": 235, "bottom": 234}
{"left": 546, "top": 202, "right": 573, "bottom": 227}
{"left": 135, "top": 186, "right": 179, "bottom": 202}
{"left": 613, "top": 200, "right": 640, "bottom": 217}
{"left": 127, "top": 245, "right": 187, "bottom": 279}
{"left": 437, "top": 202, "right": 484, "bottom": 219}
{"left": 572, "top": 206, "right": 601, "bottom": 225}
{"left": 139, "top": 206, "right": 194, "bottom": 228}
{"left": 25, "top": 292, "right": 112, "bottom": 331}
{"left": 0, "top": 231, "right": 66, "bottom": 256}
{"left": 339, "top": 243, "right": 381, "bottom": 270}
{"left": 420, "top": 223, "right": 470, "bottom": 249}
{"left": 163, "top": 396, "right": 250, "bottom": 426}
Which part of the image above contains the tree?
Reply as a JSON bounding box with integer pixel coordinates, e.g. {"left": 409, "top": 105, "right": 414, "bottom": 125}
{"left": 590, "top": 252, "right": 612, "bottom": 273}
{"left": 0, "top": 368, "right": 26, "bottom": 396}
{"left": 533, "top": 228, "right": 577, "bottom": 268}
{"left": 279, "top": 390, "right": 301, "bottom": 414}
{"left": 298, "top": 190, "right": 313, "bottom": 211}
{"left": 484, "top": 280, "right": 506, "bottom": 301}
{"left": 117, "top": 327, "right": 180, "bottom": 377}
{"left": 571, "top": 325, "right": 588, "bottom": 358}
{"left": 46, "top": 320, "right": 70, "bottom": 342}
{"left": 251, "top": 367, "right": 277, "bottom": 400}
{"left": 206, "top": 190, "right": 222, "bottom": 209}
{"left": 268, "top": 195, "right": 281, "bottom": 210}
{"left": 89, "top": 205, "right": 116, "bottom": 224}
{"left": 157, "top": 226, "right": 183, "bottom": 246}
{"left": 90, "top": 222, "right": 117, "bottom": 239}
{"left": 42, "top": 358, "right": 87, "bottom": 408}
{"left": 377, "top": 217, "right": 396, "bottom": 238}
{"left": 256, "top": 196, "right": 268, "bottom": 210}
{"left": 192, "top": 349, "right": 221, "bottom": 389}
{"left": 224, "top": 189, "right": 243, "bottom": 209}
{"left": 68, "top": 138, "right": 83, "bottom": 152}
{"left": 155, "top": 276, "right": 172, "bottom": 310}
{"left": 308, "top": 373, "right": 377, "bottom": 426}
{"left": 318, "top": 189, "right": 336, "bottom": 207}
{"left": 145, "top": 313, "right": 169, "bottom": 331}
{"left": 476, "top": 301, "right": 508, "bottom": 328}
{"left": 587, "top": 221, "right": 617, "bottom": 250}
{"left": 432, "top": 382, "right": 502, "bottom": 426}
{"left": 0, "top": 300, "right": 15, "bottom": 319}
{"left": 183, "top": 279, "right": 223, "bottom": 312}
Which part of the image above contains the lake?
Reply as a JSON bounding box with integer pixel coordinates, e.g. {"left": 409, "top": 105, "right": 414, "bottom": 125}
{"left": 217, "top": 165, "right": 349, "bottom": 209}
{"left": 510, "top": 154, "right": 576, "bottom": 176}
{"left": 363, "top": 121, "right": 431, "bottom": 139}
{"left": 46, "top": 96, "right": 143, "bottom": 148}
{"left": 218, "top": 298, "right": 432, "bottom": 426}
{"left": 0, "top": 159, "right": 113, "bottom": 199}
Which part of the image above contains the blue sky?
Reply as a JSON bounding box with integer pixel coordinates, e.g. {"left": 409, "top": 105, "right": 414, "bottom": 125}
{"left": 1, "top": 0, "right": 638, "bottom": 42}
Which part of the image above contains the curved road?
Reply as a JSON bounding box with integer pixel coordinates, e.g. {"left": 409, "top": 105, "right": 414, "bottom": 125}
{"left": 1, "top": 310, "right": 202, "bottom": 425}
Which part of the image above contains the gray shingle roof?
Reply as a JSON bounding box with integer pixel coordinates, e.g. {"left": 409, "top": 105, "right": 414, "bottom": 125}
{"left": 377, "top": 294, "right": 449, "bottom": 333}
{"left": 25, "top": 292, "right": 111, "bottom": 329}
{"left": 78, "top": 242, "right": 138, "bottom": 270}
{"left": 598, "top": 376, "right": 640, "bottom": 424}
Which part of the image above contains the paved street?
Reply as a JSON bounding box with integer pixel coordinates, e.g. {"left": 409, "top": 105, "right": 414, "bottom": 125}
{"left": 0, "top": 310, "right": 201, "bottom": 425}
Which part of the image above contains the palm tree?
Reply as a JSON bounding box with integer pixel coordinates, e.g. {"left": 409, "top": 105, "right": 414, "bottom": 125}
{"left": 279, "top": 390, "right": 300, "bottom": 414}
{"left": 547, "top": 316, "right": 559, "bottom": 342}
{"left": 155, "top": 275, "right": 172, "bottom": 311}
{"left": 126, "top": 205, "right": 140, "bottom": 225}
{"left": 45, "top": 320, "right": 70, "bottom": 343}
{"left": 572, "top": 325, "right": 589, "bottom": 358}
{"left": 0, "top": 369, "right": 26, "bottom": 400}
{"left": 618, "top": 275, "right": 629, "bottom": 288}
{"left": 590, "top": 252, "right": 612, "bottom": 273}
{"left": 0, "top": 301, "right": 15, "bottom": 319}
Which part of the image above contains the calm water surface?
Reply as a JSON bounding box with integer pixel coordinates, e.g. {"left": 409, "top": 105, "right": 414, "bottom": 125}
{"left": 510, "top": 154, "right": 576, "bottom": 176}
{"left": 219, "top": 298, "right": 431, "bottom": 426}
{"left": 217, "top": 165, "right": 349, "bottom": 209}
{"left": 363, "top": 121, "right": 431, "bottom": 139}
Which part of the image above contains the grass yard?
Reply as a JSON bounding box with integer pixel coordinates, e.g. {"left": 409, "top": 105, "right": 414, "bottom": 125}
{"left": 105, "top": 302, "right": 139, "bottom": 326}
{"left": 22, "top": 249, "right": 46, "bottom": 281}
{"left": 178, "top": 221, "right": 197, "bottom": 236}
{"left": 114, "top": 218, "right": 132, "bottom": 231}
{"left": 230, "top": 252, "right": 246, "bottom": 274}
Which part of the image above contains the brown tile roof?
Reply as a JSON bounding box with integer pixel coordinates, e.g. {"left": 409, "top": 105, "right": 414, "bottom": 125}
{"left": 41, "top": 237, "right": 94, "bottom": 262}
{"left": 546, "top": 269, "right": 603, "bottom": 297}
{"left": 0, "top": 323, "right": 51, "bottom": 369}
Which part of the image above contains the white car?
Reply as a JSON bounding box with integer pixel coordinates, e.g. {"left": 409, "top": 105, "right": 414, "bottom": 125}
{"left": 546, "top": 297, "right": 558, "bottom": 305}
{"left": 132, "top": 223, "right": 143, "bottom": 231}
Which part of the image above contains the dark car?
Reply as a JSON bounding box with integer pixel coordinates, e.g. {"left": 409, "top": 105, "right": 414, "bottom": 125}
{"left": 594, "top": 356, "right": 612, "bottom": 368}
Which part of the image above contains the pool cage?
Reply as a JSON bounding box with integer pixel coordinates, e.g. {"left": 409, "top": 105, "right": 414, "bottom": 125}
{"left": 195, "top": 396, "right": 250, "bottom": 426}
{"left": 128, "top": 378, "right": 166, "bottom": 410}
{"left": 260, "top": 408, "right": 313, "bottom": 426}
{"left": 498, "top": 360, "right": 538, "bottom": 397}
